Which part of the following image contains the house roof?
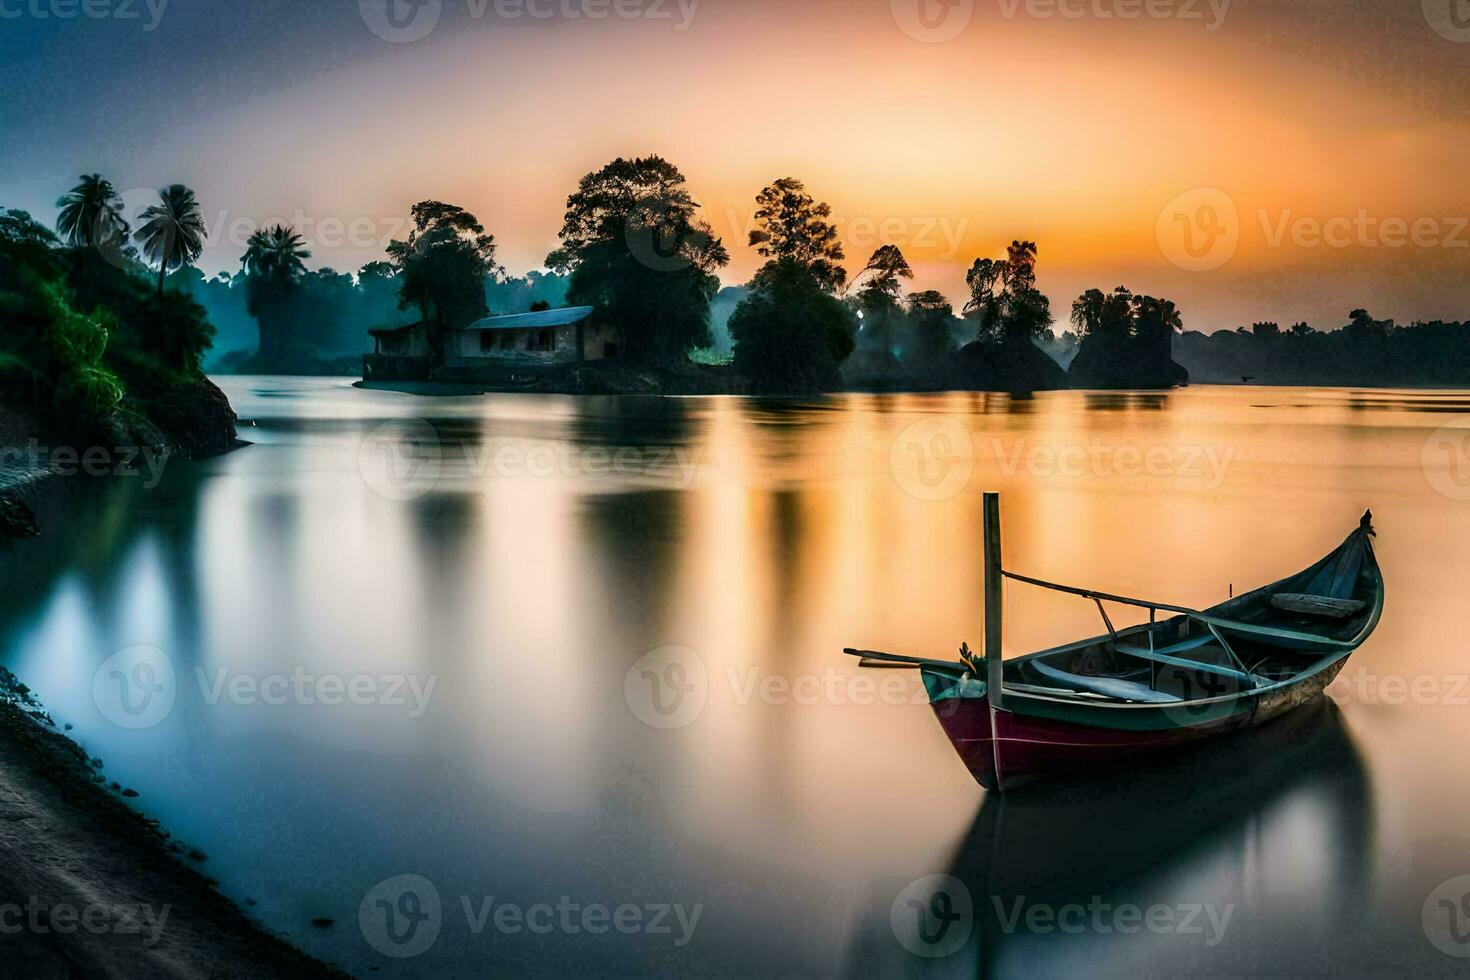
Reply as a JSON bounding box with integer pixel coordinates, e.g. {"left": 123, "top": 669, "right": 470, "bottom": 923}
{"left": 460, "top": 306, "right": 595, "bottom": 331}
{"left": 368, "top": 321, "right": 424, "bottom": 337}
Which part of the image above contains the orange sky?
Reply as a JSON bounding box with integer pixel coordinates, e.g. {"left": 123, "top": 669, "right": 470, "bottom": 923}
{"left": 6, "top": 0, "right": 1468, "bottom": 332}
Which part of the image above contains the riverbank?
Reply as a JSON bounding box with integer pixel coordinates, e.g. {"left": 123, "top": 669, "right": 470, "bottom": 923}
{"left": 357, "top": 357, "right": 752, "bottom": 396}
{"left": 0, "top": 373, "right": 240, "bottom": 538}
{"left": 0, "top": 382, "right": 344, "bottom": 974}
{"left": 0, "top": 682, "right": 345, "bottom": 976}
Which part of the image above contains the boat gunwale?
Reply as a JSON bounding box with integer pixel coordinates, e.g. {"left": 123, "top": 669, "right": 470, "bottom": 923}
{"left": 923, "top": 527, "right": 1385, "bottom": 712}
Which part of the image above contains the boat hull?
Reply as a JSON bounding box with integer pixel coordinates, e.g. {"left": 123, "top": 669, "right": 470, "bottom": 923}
{"left": 930, "top": 660, "right": 1348, "bottom": 791}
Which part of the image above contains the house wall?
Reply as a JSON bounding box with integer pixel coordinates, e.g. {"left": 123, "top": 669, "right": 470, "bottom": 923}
{"left": 447, "top": 325, "right": 579, "bottom": 365}
{"left": 374, "top": 325, "right": 432, "bottom": 358}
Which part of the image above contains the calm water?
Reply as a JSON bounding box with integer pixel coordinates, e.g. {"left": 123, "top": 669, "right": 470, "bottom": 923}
{"left": 4, "top": 377, "right": 1470, "bottom": 976}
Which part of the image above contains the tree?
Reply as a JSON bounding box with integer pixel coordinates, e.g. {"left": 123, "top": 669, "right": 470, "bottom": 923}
{"left": 56, "top": 174, "right": 130, "bottom": 255}
{"left": 547, "top": 156, "right": 727, "bottom": 364}
{"left": 1002, "top": 240, "right": 1038, "bottom": 294}
{"left": 849, "top": 245, "right": 912, "bottom": 354}
{"left": 1132, "top": 295, "right": 1183, "bottom": 350}
{"left": 1252, "top": 321, "right": 1281, "bottom": 340}
{"left": 1070, "top": 285, "right": 1133, "bottom": 343}
{"left": 748, "top": 177, "right": 845, "bottom": 293}
{"left": 1288, "top": 321, "right": 1314, "bottom": 338}
{"left": 1003, "top": 286, "right": 1054, "bottom": 344}
{"left": 729, "top": 258, "right": 853, "bottom": 392}
{"left": 904, "top": 289, "right": 956, "bottom": 371}
{"left": 388, "top": 201, "right": 500, "bottom": 336}
{"left": 964, "top": 257, "right": 1005, "bottom": 340}
{"left": 847, "top": 244, "right": 912, "bottom": 300}
{"left": 966, "top": 241, "right": 1052, "bottom": 345}
{"left": 241, "top": 224, "right": 311, "bottom": 362}
{"left": 133, "top": 184, "right": 207, "bottom": 299}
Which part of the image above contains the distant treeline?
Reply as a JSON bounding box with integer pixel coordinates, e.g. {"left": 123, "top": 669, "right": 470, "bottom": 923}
{"left": 1175, "top": 313, "right": 1470, "bottom": 387}
{"left": 179, "top": 265, "right": 571, "bottom": 372}
{"left": 16, "top": 168, "right": 1467, "bottom": 393}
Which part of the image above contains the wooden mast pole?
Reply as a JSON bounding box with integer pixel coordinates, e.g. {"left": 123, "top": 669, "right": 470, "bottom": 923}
{"left": 983, "top": 491, "right": 1004, "bottom": 710}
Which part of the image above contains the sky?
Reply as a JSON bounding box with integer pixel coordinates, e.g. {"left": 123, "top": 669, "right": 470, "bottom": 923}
{"left": 2, "top": 0, "right": 1468, "bottom": 333}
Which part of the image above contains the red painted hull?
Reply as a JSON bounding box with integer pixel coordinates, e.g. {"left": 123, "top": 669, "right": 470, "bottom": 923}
{"left": 930, "top": 696, "right": 1248, "bottom": 791}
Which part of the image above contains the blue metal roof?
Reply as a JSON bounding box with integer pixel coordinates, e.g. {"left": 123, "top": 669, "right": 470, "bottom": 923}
{"left": 460, "top": 306, "right": 595, "bottom": 331}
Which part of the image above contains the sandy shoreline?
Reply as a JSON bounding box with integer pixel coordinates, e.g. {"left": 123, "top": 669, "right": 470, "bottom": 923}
{"left": 0, "top": 687, "right": 346, "bottom": 976}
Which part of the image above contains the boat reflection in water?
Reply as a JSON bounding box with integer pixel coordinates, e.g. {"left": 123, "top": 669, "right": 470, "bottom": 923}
{"left": 848, "top": 700, "right": 1373, "bottom": 977}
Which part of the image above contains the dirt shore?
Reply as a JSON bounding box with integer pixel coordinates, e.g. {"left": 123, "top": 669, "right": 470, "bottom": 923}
{"left": 0, "top": 691, "right": 345, "bottom": 977}
{"left": 0, "top": 387, "right": 344, "bottom": 976}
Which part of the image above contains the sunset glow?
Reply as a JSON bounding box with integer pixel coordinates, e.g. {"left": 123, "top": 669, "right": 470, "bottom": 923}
{"left": 3, "top": 0, "right": 1466, "bottom": 331}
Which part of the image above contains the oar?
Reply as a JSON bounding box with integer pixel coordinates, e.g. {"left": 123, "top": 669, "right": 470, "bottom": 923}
{"left": 842, "top": 647, "right": 968, "bottom": 671}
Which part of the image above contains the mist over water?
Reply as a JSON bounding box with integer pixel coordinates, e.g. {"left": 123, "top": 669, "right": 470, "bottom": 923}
{"left": 2, "top": 377, "right": 1468, "bottom": 975}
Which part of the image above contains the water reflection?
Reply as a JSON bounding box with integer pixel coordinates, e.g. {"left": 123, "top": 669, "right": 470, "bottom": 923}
{"left": 3, "top": 378, "right": 1470, "bottom": 976}
{"left": 846, "top": 702, "right": 1374, "bottom": 976}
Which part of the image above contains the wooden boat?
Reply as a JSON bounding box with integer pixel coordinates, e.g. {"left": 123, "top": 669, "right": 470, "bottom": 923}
{"left": 845, "top": 495, "right": 1383, "bottom": 791}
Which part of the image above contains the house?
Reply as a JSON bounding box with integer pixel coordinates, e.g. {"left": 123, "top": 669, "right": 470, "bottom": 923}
{"left": 364, "top": 306, "right": 619, "bottom": 381}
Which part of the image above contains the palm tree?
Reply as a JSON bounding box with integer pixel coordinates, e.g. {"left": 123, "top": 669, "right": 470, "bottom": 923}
{"left": 241, "top": 224, "right": 311, "bottom": 362}
{"left": 56, "top": 174, "right": 130, "bottom": 250}
{"left": 134, "top": 184, "right": 207, "bottom": 299}
{"left": 241, "top": 223, "right": 311, "bottom": 281}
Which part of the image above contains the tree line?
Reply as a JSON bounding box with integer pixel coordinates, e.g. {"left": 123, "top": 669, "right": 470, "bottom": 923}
{"left": 16, "top": 164, "right": 1460, "bottom": 395}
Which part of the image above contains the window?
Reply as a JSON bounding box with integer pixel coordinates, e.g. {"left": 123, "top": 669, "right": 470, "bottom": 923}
{"left": 479, "top": 332, "right": 496, "bottom": 353}
{"left": 532, "top": 329, "right": 556, "bottom": 352}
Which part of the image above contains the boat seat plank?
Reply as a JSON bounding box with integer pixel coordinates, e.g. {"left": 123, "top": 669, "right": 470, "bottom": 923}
{"left": 1269, "top": 593, "right": 1366, "bottom": 619}
{"left": 1122, "top": 631, "right": 1216, "bottom": 658}
{"left": 1031, "top": 661, "right": 1182, "bottom": 703}
{"left": 1112, "top": 642, "right": 1267, "bottom": 688}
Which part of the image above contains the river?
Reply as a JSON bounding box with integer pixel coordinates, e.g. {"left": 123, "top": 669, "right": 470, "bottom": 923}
{"left": 2, "top": 377, "right": 1468, "bottom": 976}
